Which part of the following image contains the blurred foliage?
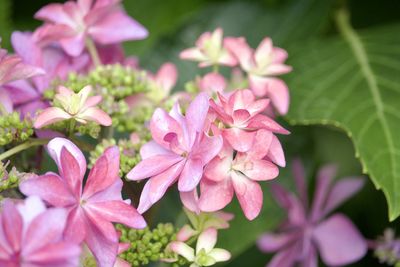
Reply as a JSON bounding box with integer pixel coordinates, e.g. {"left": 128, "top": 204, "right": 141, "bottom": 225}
{"left": 1, "top": 0, "right": 400, "bottom": 266}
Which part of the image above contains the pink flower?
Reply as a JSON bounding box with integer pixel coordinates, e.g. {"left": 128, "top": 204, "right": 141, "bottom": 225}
{"left": 0, "top": 196, "right": 81, "bottom": 267}
{"left": 34, "top": 0, "right": 148, "bottom": 57}
{"left": 34, "top": 85, "right": 112, "bottom": 128}
{"left": 147, "top": 62, "right": 178, "bottom": 102}
{"left": 197, "top": 130, "right": 279, "bottom": 220}
{"left": 180, "top": 28, "right": 237, "bottom": 68}
{"left": 2, "top": 31, "right": 89, "bottom": 117}
{"left": 225, "top": 37, "right": 292, "bottom": 115}
{"left": 210, "top": 89, "right": 288, "bottom": 157}
{"left": 127, "top": 93, "right": 223, "bottom": 213}
{"left": 257, "top": 159, "right": 367, "bottom": 267}
{"left": 198, "top": 72, "right": 227, "bottom": 96}
{"left": 170, "top": 228, "right": 231, "bottom": 266}
{"left": 20, "top": 137, "right": 146, "bottom": 267}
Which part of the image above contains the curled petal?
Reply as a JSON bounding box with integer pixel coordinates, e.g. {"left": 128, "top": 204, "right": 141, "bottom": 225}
{"left": 77, "top": 107, "right": 112, "bottom": 126}
{"left": 34, "top": 107, "right": 72, "bottom": 128}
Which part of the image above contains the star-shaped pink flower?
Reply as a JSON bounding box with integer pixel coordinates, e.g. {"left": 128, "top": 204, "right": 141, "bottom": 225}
{"left": 20, "top": 137, "right": 146, "bottom": 267}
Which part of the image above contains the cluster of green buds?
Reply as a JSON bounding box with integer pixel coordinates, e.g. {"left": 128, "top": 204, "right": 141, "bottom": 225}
{"left": 116, "top": 223, "right": 186, "bottom": 267}
{"left": 89, "top": 134, "right": 149, "bottom": 177}
{"left": 0, "top": 161, "right": 29, "bottom": 192}
{"left": 374, "top": 229, "right": 400, "bottom": 266}
{"left": 0, "top": 112, "right": 34, "bottom": 146}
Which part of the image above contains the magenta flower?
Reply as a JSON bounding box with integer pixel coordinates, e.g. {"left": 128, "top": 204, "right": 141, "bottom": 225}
{"left": 127, "top": 93, "right": 223, "bottom": 213}
{"left": 180, "top": 28, "right": 237, "bottom": 68}
{"left": 20, "top": 137, "right": 146, "bottom": 267}
{"left": 34, "top": 85, "right": 112, "bottom": 128}
{"left": 0, "top": 196, "right": 81, "bottom": 267}
{"left": 257, "top": 160, "right": 367, "bottom": 267}
{"left": 225, "top": 37, "right": 292, "bottom": 115}
{"left": 210, "top": 89, "right": 288, "bottom": 159}
{"left": 198, "top": 130, "right": 279, "bottom": 220}
{"left": 34, "top": 0, "right": 148, "bottom": 57}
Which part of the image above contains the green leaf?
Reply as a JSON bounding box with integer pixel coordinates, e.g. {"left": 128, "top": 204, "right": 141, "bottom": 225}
{"left": 286, "top": 8, "right": 400, "bottom": 220}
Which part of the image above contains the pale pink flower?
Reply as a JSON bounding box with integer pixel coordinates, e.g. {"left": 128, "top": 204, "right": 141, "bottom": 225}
{"left": 34, "top": 85, "right": 112, "bottom": 128}
{"left": 210, "top": 89, "right": 288, "bottom": 159}
{"left": 198, "top": 72, "right": 227, "bottom": 96}
{"left": 20, "top": 137, "right": 146, "bottom": 267}
{"left": 180, "top": 28, "right": 237, "bottom": 68}
{"left": 257, "top": 159, "right": 367, "bottom": 267}
{"left": 225, "top": 37, "right": 292, "bottom": 115}
{"left": 0, "top": 196, "right": 81, "bottom": 267}
{"left": 170, "top": 228, "right": 231, "bottom": 267}
{"left": 127, "top": 93, "right": 223, "bottom": 213}
{"left": 34, "top": 0, "right": 148, "bottom": 57}
{"left": 198, "top": 130, "right": 279, "bottom": 220}
{"left": 147, "top": 62, "right": 178, "bottom": 102}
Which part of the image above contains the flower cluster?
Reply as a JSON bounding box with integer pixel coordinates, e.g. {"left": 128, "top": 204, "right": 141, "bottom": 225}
{"left": 0, "top": 0, "right": 371, "bottom": 267}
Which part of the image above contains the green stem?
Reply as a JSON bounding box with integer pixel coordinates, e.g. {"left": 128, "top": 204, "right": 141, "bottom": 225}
{"left": 85, "top": 38, "right": 101, "bottom": 66}
{"left": 212, "top": 64, "right": 220, "bottom": 73}
{"left": 68, "top": 119, "right": 76, "bottom": 137}
{"left": 0, "top": 139, "right": 49, "bottom": 161}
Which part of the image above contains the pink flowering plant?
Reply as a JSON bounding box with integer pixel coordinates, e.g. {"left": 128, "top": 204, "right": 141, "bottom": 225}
{"left": 0, "top": 0, "right": 397, "bottom": 266}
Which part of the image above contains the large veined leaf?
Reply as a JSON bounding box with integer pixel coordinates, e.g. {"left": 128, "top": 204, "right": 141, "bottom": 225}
{"left": 286, "top": 9, "right": 400, "bottom": 220}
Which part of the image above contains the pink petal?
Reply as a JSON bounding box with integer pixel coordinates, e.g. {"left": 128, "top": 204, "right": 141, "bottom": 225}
{"left": 309, "top": 164, "right": 336, "bottom": 222}
{"left": 126, "top": 154, "right": 183, "bottom": 181}
{"left": 0, "top": 89, "right": 13, "bottom": 113}
{"left": 224, "top": 37, "right": 253, "bottom": 71}
{"left": 63, "top": 207, "right": 87, "bottom": 244}
{"left": 247, "top": 114, "right": 289, "bottom": 135}
{"left": 191, "top": 134, "right": 223, "bottom": 166}
{"left": 265, "top": 64, "right": 292, "bottom": 76}
{"left": 180, "top": 190, "right": 200, "bottom": 214}
{"left": 34, "top": 3, "right": 74, "bottom": 26}
{"left": 176, "top": 225, "right": 197, "bottom": 242}
{"left": 199, "top": 178, "right": 234, "bottom": 212}
{"left": 222, "top": 127, "right": 256, "bottom": 152}
{"left": 1, "top": 201, "right": 22, "bottom": 252}
{"left": 139, "top": 141, "right": 174, "bottom": 159}
{"left": 155, "top": 62, "right": 177, "bottom": 93}
{"left": 3, "top": 80, "right": 39, "bottom": 105}
{"left": 265, "top": 78, "right": 290, "bottom": 115}
{"left": 292, "top": 158, "right": 308, "bottom": 208}
{"left": 257, "top": 232, "right": 295, "bottom": 253}
{"left": 196, "top": 228, "right": 217, "bottom": 253}
{"left": 185, "top": 92, "right": 210, "bottom": 134}
{"left": 83, "top": 146, "right": 120, "bottom": 199}
{"left": 246, "top": 129, "right": 273, "bottom": 159}
{"left": 60, "top": 32, "right": 86, "bottom": 57}
{"left": 199, "top": 72, "right": 226, "bottom": 94}
{"left": 25, "top": 242, "right": 81, "bottom": 266}
{"left": 322, "top": 177, "right": 364, "bottom": 217}
{"left": 254, "top": 37, "right": 273, "bottom": 67}
{"left": 204, "top": 155, "right": 232, "bottom": 182}
{"left": 229, "top": 89, "right": 255, "bottom": 111}
{"left": 169, "top": 241, "right": 195, "bottom": 262}
{"left": 241, "top": 159, "right": 279, "bottom": 181}
{"left": 47, "top": 137, "right": 87, "bottom": 179}
{"left": 313, "top": 214, "right": 367, "bottom": 266}
{"left": 266, "top": 135, "right": 286, "bottom": 167}
{"left": 178, "top": 158, "right": 203, "bottom": 192}
{"left": 232, "top": 172, "right": 263, "bottom": 220}
{"left": 19, "top": 174, "right": 76, "bottom": 207}
{"left": 89, "top": 10, "right": 148, "bottom": 44}
{"left": 267, "top": 246, "right": 299, "bottom": 267}
{"left": 180, "top": 48, "right": 206, "bottom": 62}
{"left": 87, "top": 179, "right": 123, "bottom": 203}
{"left": 59, "top": 147, "right": 84, "bottom": 196}
{"left": 34, "top": 107, "right": 72, "bottom": 128}
{"left": 85, "top": 201, "right": 146, "bottom": 229}
{"left": 23, "top": 208, "right": 68, "bottom": 255}
{"left": 150, "top": 108, "right": 182, "bottom": 148}
{"left": 84, "top": 213, "right": 119, "bottom": 267}
{"left": 77, "top": 107, "right": 112, "bottom": 126}
{"left": 137, "top": 161, "right": 185, "bottom": 213}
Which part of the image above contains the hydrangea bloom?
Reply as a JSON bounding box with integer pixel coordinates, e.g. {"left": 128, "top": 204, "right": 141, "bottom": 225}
{"left": 198, "top": 130, "right": 279, "bottom": 220}
{"left": 170, "top": 228, "right": 231, "bottom": 267}
{"left": 20, "top": 137, "right": 146, "bottom": 267}
{"left": 34, "top": 0, "right": 148, "bottom": 57}
{"left": 225, "top": 37, "right": 292, "bottom": 115}
{"left": 198, "top": 72, "right": 227, "bottom": 96}
{"left": 257, "top": 160, "right": 367, "bottom": 267}
{"left": 127, "top": 93, "right": 223, "bottom": 213}
{"left": 210, "top": 89, "right": 288, "bottom": 156}
{"left": 180, "top": 28, "right": 237, "bottom": 68}
{"left": 34, "top": 85, "right": 112, "bottom": 128}
{"left": 0, "top": 196, "right": 81, "bottom": 267}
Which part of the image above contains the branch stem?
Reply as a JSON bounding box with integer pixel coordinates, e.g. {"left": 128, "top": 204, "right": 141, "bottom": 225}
{"left": 0, "top": 139, "right": 49, "bottom": 161}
